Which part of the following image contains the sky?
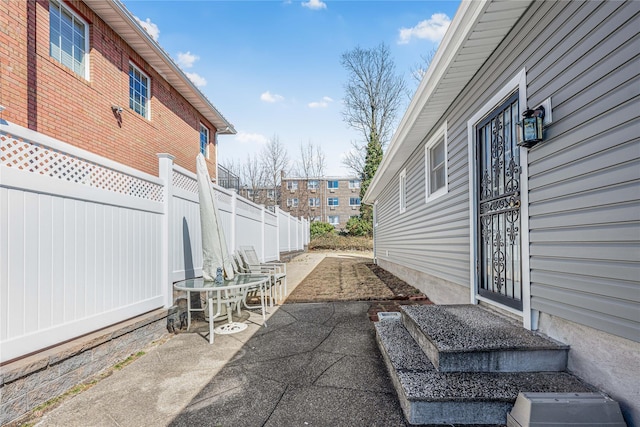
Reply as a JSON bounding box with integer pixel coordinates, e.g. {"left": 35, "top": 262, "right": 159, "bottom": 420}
{"left": 122, "top": 0, "right": 461, "bottom": 176}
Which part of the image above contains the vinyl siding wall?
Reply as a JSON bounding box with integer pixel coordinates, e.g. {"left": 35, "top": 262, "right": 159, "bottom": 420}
{"left": 373, "top": 0, "right": 639, "bottom": 340}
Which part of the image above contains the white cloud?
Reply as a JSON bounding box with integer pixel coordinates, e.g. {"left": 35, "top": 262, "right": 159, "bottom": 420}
{"left": 398, "top": 13, "right": 451, "bottom": 45}
{"left": 260, "top": 91, "right": 284, "bottom": 103}
{"left": 308, "top": 96, "right": 334, "bottom": 108}
{"left": 302, "top": 0, "right": 327, "bottom": 10}
{"left": 134, "top": 17, "right": 160, "bottom": 41}
{"left": 235, "top": 132, "right": 268, "bottom": 145}
{"left": 177, "top": 51, "right": 199, "bottom": 69}
{"left": 185, "top": 72, "right": 207, "bottom": 87}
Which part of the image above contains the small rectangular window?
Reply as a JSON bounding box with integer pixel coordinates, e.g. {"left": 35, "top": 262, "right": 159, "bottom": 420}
{"left": 287, "top": 181, "right": 298, "bottom": 190}
{"left": 200, "top": 124, "right": 209, "bottom": 158}
{"left": 129, "top": 63, "right": 150, "bottom": 119}
{"left": 399, "top": 169, "right": 406, "bottom": 213}
{"left": 425, "top": 123, "right": 448, "bottom": 202}
{"left": 287, "top": 198, "right": 299, "bottom": 207}
{"left": 349, "top": 197, "right": 361, "bottom": 206}
{"left": 49, "top": 0, "right": 89, "bottom": 79}
{"left": 327, "top": 180, "right": 339, "bottom": 189}
{"left": 328, "top": 215, "right": 339, "bottom": 225}
{"left": 309, "top": 198, "right": 320, "bottom": 207}
{"left": 328, "top": 197, "right": 339, "bottom": 206}
{"left": 348, "top": 180, "right": 360, "bottom": 189}
{"left": 308, "top": 180, "right": 319, "bottom": 189}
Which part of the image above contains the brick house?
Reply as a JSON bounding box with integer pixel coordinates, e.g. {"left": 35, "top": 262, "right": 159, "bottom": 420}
{"left": 280, "top": 176, "right": 361, "bottom": 229}
{"left": 0, "top": 0, "right": 235, "bottom": 179}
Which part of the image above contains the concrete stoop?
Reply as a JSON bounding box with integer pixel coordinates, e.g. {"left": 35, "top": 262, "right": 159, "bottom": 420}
{"left": 375, "top": 306, "right": 594, "bottom": 426}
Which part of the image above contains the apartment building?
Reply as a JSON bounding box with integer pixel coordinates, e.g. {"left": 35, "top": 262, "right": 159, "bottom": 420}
{"left": 280, "top": 176, "right": 361, "bottom": 229}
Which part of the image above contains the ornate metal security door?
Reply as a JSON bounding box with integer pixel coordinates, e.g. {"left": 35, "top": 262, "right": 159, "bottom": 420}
{"left": 476, "top": 92, "right": 523, "bottom": 310}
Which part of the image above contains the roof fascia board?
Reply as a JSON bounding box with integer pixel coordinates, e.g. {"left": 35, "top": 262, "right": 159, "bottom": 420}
{"left": 363, "top": 0, "right": 487, "bottom": 204}
{"left": 87, "top": 0, "right": 236, "bottom": 134}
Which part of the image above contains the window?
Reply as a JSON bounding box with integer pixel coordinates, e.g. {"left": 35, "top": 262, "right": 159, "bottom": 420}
{"left": 425, "top": 123, "right": 448, "bottom": 202}
{"left": 349, "top": 197, "right": 361, "bottom": 206}
{"left": 348, "top": 180, "right": 360, "bottom": 189}
{"left": 328, "top": 215, "right": 339, "bottom": 226}
{"left": 267, "top": 189, "right": 275, "bottom": 199}
{"left": 286, "top": 198, "right": 299, "bottom": 207}
{"left": 247, "top": 189, "right": 255, "bottom": 198}
{"left": 200, "top": 124, "right": 209, "bottom": 158}
{"left": 399, "top": 169, "right": 406, "bottom": 213}
{"left": 49, "top": 0, "right": 89, "bottom": 79}
{"left": 309, "top": 198, "right": 320, "bottom": 207}
{"left": 308, "top": 180, "right": 319, "bottom": 190}
{"left": 311, "top": 216, "right": 322, "bottom": 222}
{"left": 327, "top": 180, "right": 339, "bottom": 189}
{"left": 129, "top": 63, "right": 150, "bottom": 118}
{"left": 328, "top": 197, "right": 339, "bottom": 206}
{"left": 287, "top": 181, "right": 298, "bottom": 190}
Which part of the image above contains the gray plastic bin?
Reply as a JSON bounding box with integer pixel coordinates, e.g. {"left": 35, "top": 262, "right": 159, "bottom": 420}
{"left": 507, "top": 392, "right": 626, "bottom": 426}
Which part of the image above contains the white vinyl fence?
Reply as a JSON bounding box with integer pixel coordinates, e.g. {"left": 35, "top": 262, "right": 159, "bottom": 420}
{"left": 0, "top": 121, "right": 308, "bottom": 363}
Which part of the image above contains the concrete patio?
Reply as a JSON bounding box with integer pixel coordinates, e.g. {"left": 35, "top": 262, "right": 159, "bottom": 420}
{"left": 33, "top": 252, "right": 411, "bottom": 426}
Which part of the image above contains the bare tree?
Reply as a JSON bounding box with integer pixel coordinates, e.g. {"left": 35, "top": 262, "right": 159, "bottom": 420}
{"left": 409, "top": 48, "right": 438, "bottom": 85}
{"left": 261, "top": 134, "right": 289, "bottom": 206}
{"left": 341, "top": 43, "right": 405, "bottom": 221}
{"left": 242, "top": 153, "right": 266, "bottom": 204}
{"left": 341, "top": 140, "right": 366, "bottom": 178}
{"left": 295, "top": 141, "right": 326, "bottom": 179}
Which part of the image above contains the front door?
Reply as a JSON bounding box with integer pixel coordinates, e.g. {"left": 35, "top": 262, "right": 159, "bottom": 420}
{"left": 476, "top": 92, "right": 523, "bottom": 310}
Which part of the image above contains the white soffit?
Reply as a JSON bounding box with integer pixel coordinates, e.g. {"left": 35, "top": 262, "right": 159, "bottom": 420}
{"left": 85, "top": 0, "right": 236, "bottom": 134}
{"left": 364, "top": 0, "right": 532, "bottom": 203}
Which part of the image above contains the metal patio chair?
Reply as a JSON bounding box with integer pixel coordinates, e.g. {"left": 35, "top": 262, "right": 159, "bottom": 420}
{"left": 238, "top": 247, "right": 287, "bottom": 305}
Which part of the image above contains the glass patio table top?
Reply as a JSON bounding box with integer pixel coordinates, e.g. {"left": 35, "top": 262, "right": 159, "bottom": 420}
{"left": 174, "top": 274, "right": 270, "bottom": 291}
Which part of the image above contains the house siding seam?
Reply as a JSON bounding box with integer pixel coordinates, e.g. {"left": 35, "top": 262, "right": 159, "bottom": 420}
{"left": 373, "top": 0, "right": 639, "bottom": 341}
{"left": 0, "top": 0, "right": 218, "bottom": 178}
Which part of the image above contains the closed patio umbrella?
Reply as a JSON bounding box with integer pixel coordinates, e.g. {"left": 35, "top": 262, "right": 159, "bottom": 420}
{"left": 196, "top": 153, "right": 235, "bottom": 281}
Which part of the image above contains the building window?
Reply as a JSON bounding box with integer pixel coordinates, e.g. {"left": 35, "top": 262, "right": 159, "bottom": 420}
{"left": 287, "top": 198, "right": 299, "bottom": 207}
{"left": 327, "top": 180, "right": 339, "bottom": 189}
{"left": 267, "top": 189, "right": 275, "bottom": 199}
{"left": 309, "top": 197, "right": 320, "bottom": 207}
{"left": 349, "top": 197, "right": 361, "bottom": 206}
{"left": 328, "top": 197, "right": 339, "bottom": 207}
{"left": 308, "top": 180, "right": 319, "bottom": 190}
{"left": 287, "top": 181, "right": 298, "bottom": 190}
{"left": 348, "top": 180, "right": 360, "bottom": 189}
{"left": 49, "top": 0, "right": 89, "bottom": 79}
{"left": 425, "top": 123, "right": 448, "bottom": 202}
{"left": 312, "top": 216, "right": 322, "bottom": 222}
{"left": 129, "top": 63, "right": 150, "bottom": 119}
{"left": 328, "top": 215, "right": 339, "bottom": 226}
{"left": 200, "top": 124, "right": 209, "bottom": 158}
{"left": 399, "top": 169, "right": 406, "bottom": 213}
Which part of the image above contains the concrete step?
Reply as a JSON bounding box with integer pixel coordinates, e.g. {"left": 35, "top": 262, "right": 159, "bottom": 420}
{"left": 402, "top": 305, "right": 568, "bottom": 373}
{"left": 375, "top": 318, "right": 594, "bottom": 426}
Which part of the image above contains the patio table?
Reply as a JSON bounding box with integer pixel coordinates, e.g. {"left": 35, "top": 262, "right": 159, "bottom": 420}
{"left": 173, "top": 274, "right": 270, "bottom": 344}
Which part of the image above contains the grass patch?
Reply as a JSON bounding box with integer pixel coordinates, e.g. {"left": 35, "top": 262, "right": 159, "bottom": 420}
{"left": 308, "top": 234, "right": 373, "bottom": 251}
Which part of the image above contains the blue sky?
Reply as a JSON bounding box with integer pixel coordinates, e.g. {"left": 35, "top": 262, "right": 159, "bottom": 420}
{"left": 122, "top": 0, "right": 461, "bottom": 176}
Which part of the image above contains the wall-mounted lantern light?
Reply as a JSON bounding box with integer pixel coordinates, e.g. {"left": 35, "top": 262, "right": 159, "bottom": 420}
{"left": 517, "top": 105, "right": 545, "bottom": 148}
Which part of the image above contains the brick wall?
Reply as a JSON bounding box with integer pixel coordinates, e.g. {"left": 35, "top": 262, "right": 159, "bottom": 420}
{"left": 0, "top": 0, "right": 217, "bottom": 177}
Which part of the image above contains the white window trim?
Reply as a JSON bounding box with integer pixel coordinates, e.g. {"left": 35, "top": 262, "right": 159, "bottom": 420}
{"left": 327, "top": 197, "right": 339, "bottom": 207}
{"left": 129, "top": 61, "right": 151, "bottom": 119}
{"left": 348, "top": 180, "right": 360, "bottom": 189}
{"left": 399, "top": 168, "right": 407, "bottom": 213}
{"left": 49, "top": 0, "right": 90, "bottom": 80}
{"left": 349, "top": 197, "right": 361, "bottom": 206}
{"left": 327, "top": 180, "right": 339, "bottom": 189}
{"left": 328, "top": 215, "right": 340, "bottom": 225}
{"left": 200, "top": 123, "right": 209, "bottom": 159}
{"left": 425, "top": 122, "right": 448, "bottom": 203}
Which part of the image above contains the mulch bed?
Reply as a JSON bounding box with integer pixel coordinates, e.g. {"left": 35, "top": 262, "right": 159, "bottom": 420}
{"left": 284, "top": 255, "right": 432, "bottom": 321}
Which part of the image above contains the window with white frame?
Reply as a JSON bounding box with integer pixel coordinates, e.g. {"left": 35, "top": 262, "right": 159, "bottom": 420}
{"left": 328, "top": 215, "right": 339, "bottom": 226}
{"left": 129, "top": 63, "right": 150, "bottom": 119}
{"left": 286, "top": 198, "right": 299, "bottom": 207}
{"left": 267, "top": 189, "right": 275, "bottom": 199}
{"left": 425, "top": 123, "right": 448, "bottom": 202}
{"left": 308, "top": 180, "right": 319, "bottom": 189}
{"left": 349, "top": 197, "right": 361, "bottom": 206}
{"left": 348, "top": 180, "right": 360, "bottom": 189}
{"left": 49, "top": 0, "right": 89, "bottom": 79}
{"left": 328, "top": 197, "right": 339, "bottom": 206}
{"left": 287, "top": 181, "right": 298, "bottom": 190}
{"left": 327, "top": 180, "right": 339, "bottom": 189}
{"left": 399, "top": 169, "right": 407, "bottom": 213}
{"left": 309, "top": 197, "right": 320, "bottom": 207}
{"left": 200, "top": 124, "right": 209, "bottom": 158}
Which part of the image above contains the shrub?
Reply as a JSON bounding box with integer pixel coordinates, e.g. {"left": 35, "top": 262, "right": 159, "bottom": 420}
{"left": 346, "top": 216, "right": 373, "bottom": 237}
{"left": 310, "top": 221, "right": 336, "bottom": 239}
